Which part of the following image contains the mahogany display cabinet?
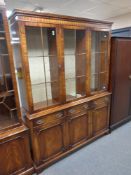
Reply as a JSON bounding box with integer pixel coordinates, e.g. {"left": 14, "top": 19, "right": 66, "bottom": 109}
{"left": 10, "top": 10, "right": 112, "bottom": 173}
{"left": 0, "top": 6, "right": 34, "bottom": 175}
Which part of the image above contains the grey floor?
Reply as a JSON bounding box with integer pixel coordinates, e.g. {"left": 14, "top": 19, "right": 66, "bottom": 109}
{"left": 40, "top": 122, "right": 131, "bottom": 175}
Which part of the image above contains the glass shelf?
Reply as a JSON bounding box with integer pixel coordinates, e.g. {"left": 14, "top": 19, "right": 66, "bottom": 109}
{"left": 64, "top": 53, "right": 86, "bottom": 56}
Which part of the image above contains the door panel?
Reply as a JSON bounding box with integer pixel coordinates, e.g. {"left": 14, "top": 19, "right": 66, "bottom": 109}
{"left": 111, "top": 39, "right": 131, "bottom": 125}
{"left": 92, "top": 106, "right": 108, "bottom": 135}
{"left": 0, "top": 133, "right": 32, "bottom": 175}
{"left": 69, "top": 113, "right": 91, "bottom": 146}
{"left": 34, "top": 122, "right": 64, "bottom": 162}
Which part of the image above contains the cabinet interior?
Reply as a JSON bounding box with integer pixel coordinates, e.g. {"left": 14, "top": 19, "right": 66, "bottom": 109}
{"left": 0, "top": 13, "right": 19, "bottom": 130}
{"left": 23, "top": 26, "right": 110, "bottom": 111}
{"left": 91, "top": 31, "right": 109, "bottom": 92}
{"left": 64, "top": 29, "right": 87, "bottom": 101}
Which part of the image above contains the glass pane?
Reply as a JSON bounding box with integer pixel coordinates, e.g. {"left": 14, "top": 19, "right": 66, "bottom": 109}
{"left": 91, "top": 74, "right": 99, "bottom": 91}
{"left": 64, "top": 30, "right": 76, "bottom": 55}
{"left": 32, "top": 83, "right": 46, "bottom": 104}
{"left": 0, "top": 57, "right": 6, "bottom": 92}
{"left": 26, "top": 27, "right": 60, "bottom": 110}
{"left": 42, "top": 28, "right": 49, "bottom": 56}
{"left": 44, "top": 56, "right": 51, "bottom": 82}
{"left": 26, "top": 27, "right": 43, "bottom": 57}
{"left": 76, "top": 54, "right": 86, "bottom": 76}
{"left": 32, "top": 82, "right": 60, "bottom": 110}
{"left": 99, "top": 72, "right": 107, "bottom": 90}
{"left": 64, "top": 29, "right": 86, "bottom": 101}
{"left": 0, "top": 14, "right": 4, "bottom": 31}
{"left": 65, "top": 54, "right": 76, "bottom": 79}
{"left": 91, "top": 53, "right": 100, "bottom": 74}
{"left": 48, "top": 56, "right": 59, "bottom": 82}
{"left": 76, "top": 30, "right": 86, "bottom": 54}
{"left": 0, "top": 39, "right": 8, "bottom": 54}
{"left": 0, "top": 52, "right": 19, "bottom": 130}
{"left": 0, "top": 101, "right": 18, "bottom": 130}
{"left": 91, "top": 31, "right": 109, "bottom": 92}
{"left": 3, "top": 56, "right": 13, "bottom": 90}
{"left": 0, "top": 13, "right": 19, "bottom": 130}
{"left": 66, "top": 78, "right": 76, "bottom": 101}
{"left": 29, "top": 57, "right": 45, "bottom": 85}
{"left": 76, "top": 76, "right": 86, "bottom": 97}
{"left": 0, "top": 55, "right": 19, "bottom": 129}
{"left": 46, "top": 82, "right": 60, "bottom": 105}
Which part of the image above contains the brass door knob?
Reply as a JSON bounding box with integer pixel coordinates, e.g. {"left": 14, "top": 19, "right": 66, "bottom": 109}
{"left": 129, "top": 75, "right": 131, "bottom": 80}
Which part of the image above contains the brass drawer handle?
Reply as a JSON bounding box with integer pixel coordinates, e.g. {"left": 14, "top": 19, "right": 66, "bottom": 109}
{"left": 129, "top": 75, "right": 131, "bottom": 80}
{"left": 83, "top": 104, "right": 88, "bottom": 109}
{"left": 56, "top": 113, "right": 63, "bottom": 118}
{"left": 68, "top": 109, "right": 76, "bottom": 114}
{"left": 36, "top": 119, "right": 44, "bottom": 125}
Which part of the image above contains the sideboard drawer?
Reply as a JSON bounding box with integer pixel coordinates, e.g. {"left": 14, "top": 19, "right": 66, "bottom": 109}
{"left": 33, "top": 112, "right": 64, "bottom": 127}
{"left": 67, "top": 103, "right": 89, "bottom": 117}
{"left": 91, "top": 96, "right": 110, "bottom": 109}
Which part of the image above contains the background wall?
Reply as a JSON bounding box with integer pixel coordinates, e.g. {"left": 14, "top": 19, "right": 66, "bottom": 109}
{"left": 0, "top": 0, "right": 5, "bottom": 5}
{"left": 107, "top": 12, "right": 131, "bottom": 30}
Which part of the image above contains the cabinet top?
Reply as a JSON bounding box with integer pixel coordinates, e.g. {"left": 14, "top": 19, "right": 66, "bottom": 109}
{"left": 9, "top": 9, "right": 113, "bottom": 26}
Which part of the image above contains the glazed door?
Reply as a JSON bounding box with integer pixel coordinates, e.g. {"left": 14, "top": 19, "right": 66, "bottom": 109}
{"left": 63, "top": 27, "right": 89, "bottom": 102}
{"left": 111, "top": 38, "right": 131, "bottom": 125}
{"left": 24, "top": 26, "right": 61, "bottom": 111}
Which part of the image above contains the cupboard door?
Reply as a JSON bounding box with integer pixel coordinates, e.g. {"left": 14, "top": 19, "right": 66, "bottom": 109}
{"left": 33, "top": 121, "right": 65, "bottom": 164}
{"left": 0, "top": 132, "right": 33, "bottom": 175}
{"left": 0, "top": 13, "right": 19, "bottom": 130}
{"left": 92, "top": 106, "right": 109, "bottom": 136}
{"left": 110, "top": 38, "right": 131, "bottom": 126}
{"left": 68, "top": 111, "right": 92, "bottom": 147}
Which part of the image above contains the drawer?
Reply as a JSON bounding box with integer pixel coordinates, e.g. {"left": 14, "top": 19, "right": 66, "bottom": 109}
{"left": 33, "top": 112, "right": 64, "bottom": 127}
{"left": 92, "top": 96, "right": 110, "bottom": 108}
{"left": 67, "top": 103, "right": 89, "bottom": 117}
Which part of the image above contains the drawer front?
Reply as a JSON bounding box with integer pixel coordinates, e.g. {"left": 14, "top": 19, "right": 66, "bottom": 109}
{"left": 67, "top": 103, "right": 89, "bottom": 117}
{"left": 91, "top": 96, "right": 110, "bottom": 109}
{"left": 33, "top": 112, "right": 64, "bottom": 127}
